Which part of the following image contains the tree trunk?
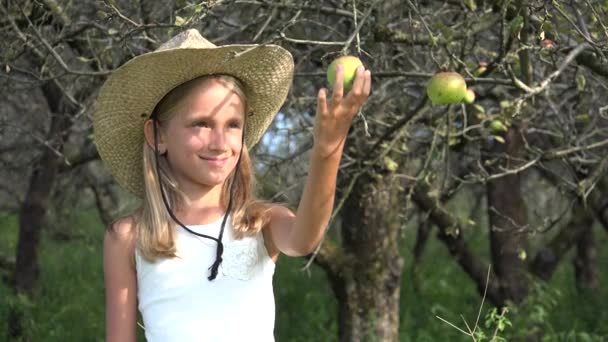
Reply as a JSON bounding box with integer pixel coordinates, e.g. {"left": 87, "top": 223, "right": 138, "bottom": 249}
{"left": 332, "top": 173, "right": 403, "bottom": 342}
{"left": 10, "top": 82, "right": 70, "bottom": 338}
{"left": 411, "top": 180, "right": 503, "bottom": 306}
{"left": 530, "top": 199, "right": 591, "bottom": 281}
{"left": 597, "top": 200, "right": 608, "bottom": 233}
{"left": 573, "top": 224, "right": 599, "bottom": 291}
{"left": 486, "top": 125, "right": 529, "bottom": 305}
{"left": 14, "top": 84, "right": 69, "bottom": 292}
{"left": 413, "top": 220, "right": 431, "bottom": 262}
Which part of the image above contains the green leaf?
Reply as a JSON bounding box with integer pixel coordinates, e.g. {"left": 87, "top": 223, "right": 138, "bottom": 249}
{"left": 576, "top": 72, "right": 586, "bottom": 92}
{"left": 175, "top": 15, "right": 186, "bottom": 26}
{"left": 575, "top": 113, "right": 590, "bottom": 124}
{"left": 464, "top": 0, "right": 477, "bottom": 11}
{"left": 77, "top": 56, "right": 94, "bottom": 63}
{"left": 383, "top": 156, "right": 398, "bottom": 172}
{"left": 472, "top": 104, "right": 485, "bottom": 114}
{"left": 509, "top": 15, "right": 524, "bottom": 38}
{"left": 493, "top": 135, "right": 506, "bottom": 143}
{"left": 448, "top": 136, "right": 461, "bottom": 146}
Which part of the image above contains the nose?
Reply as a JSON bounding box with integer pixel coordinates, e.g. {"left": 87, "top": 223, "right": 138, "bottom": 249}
{"left": 208, "top": 127, "right": 227, "bottom": 151}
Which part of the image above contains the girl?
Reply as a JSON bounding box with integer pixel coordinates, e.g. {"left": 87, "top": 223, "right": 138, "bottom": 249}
{"left": 96, "top": 29, "right": 371, "bottom": 341}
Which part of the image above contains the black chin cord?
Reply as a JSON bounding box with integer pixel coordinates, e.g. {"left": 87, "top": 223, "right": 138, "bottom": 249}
{"left": 153, "top": 119, "right": 243, "bottom": 281}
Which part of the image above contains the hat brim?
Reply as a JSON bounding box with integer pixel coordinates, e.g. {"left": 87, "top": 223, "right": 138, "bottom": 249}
{"left": 94, "top": 44, "right": 294, "bottom": 198}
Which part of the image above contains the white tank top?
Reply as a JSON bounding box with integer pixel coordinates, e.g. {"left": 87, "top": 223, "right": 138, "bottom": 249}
{"left": 135, "top": 215, "right": 276, "bottom": 341}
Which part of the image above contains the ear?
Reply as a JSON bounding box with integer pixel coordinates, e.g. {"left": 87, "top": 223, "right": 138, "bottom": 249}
{"left": 143, "top": 119, "right": 167, "bottom": 154}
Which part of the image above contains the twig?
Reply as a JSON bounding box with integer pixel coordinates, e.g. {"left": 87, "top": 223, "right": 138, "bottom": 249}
{"left": 352, "top": 0, "right": 361, "bottom": 55}
{"left": 543, "top": 137, "right": 608, "bottom": 159}
{"left": 108, "top": 3, "right": 141, "bottom": 27}
{"left": 469, "top": 135, "right": 608, "bottom": 183}
{"left": 552, "top": 1, "right": 603, "bottom": 51}
{"left": 461, "top": 315, "right": 474, "bottom": 336}
{"left": 472, "top": 265, "right": 492, "bottom": 335}
{"left": 341, "top": 0, "right": 377, "bottom": 54}
{"left": 484, "top": 156, "right": 541, "bottom": 181}
{"left": 435, "top": 315, "right": 471, "bottom": 336}
{"left": 294, "top": 71, "right": 515, "bottom": 86}
{"left": 4, "top": 122, "right": 71, "bottom": 166}
{"left": 508, "top": 43, "right": 589, "bottom": 97}
{"left": 405, "top": 0, "right": 436, "bottom": 43}
{"left": 234, "top": 1, "right": 354, "bottom": 18}
{"left": 252, "top": 7, "right": 277, "bottom": 42}
{"left": 22, "top": 9, "right": 110, "bottom": 76}
{"left": 279, "top": 33, "right": 346, "bottom": 46}
{"left": 435, "top": 265, "right": 493, "bottom": 340}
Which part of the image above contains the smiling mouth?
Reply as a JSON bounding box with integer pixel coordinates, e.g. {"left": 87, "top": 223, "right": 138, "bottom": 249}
{"left": 199, "top": 156, "right": 229, "bottom": 166}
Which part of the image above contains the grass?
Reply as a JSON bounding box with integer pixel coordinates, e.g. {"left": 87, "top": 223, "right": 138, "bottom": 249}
{"left": 1, "top": 209, "right": 607, "bottom": 341}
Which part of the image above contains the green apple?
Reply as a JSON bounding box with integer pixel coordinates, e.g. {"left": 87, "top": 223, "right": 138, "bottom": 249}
{"left": 473, "top": 61, "right": 488, "bottom": 77}
{"left": 489, "top": 120, "right": 508, "bottom": 133}
{"left": 463, "top": 88, "right": 475, "bottom": 104}
{"left": 426, "top": 71, "right": 468, "bottom": 105}
{"left": 327, "top": 56, "right": 363, "bottom": 92}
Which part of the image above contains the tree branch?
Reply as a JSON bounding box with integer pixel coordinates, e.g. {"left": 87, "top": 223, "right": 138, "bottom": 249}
{"left": 373, "top": 12, "right": 499, "bottom": 46}
{"left": 309, "top": 238, "right": 347, "bottom": 280}
{"left": 576, "top": 50, "right": 608, "bottom": 78}
{"left": 411, "top": 180, "right": 503, "bottom": 306}
{"left": 235, "top": 1, "right": 355, "bottom": 18}
{"left": 508, "top": 43, "right": 589, "bottom": 97}
{"left": 59, "top": 142, "right": 100, "bottom": 172}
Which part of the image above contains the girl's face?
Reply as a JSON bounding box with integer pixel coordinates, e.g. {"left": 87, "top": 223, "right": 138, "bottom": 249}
{"left": 153, "top": 78, "right": 245, "bottom": 196}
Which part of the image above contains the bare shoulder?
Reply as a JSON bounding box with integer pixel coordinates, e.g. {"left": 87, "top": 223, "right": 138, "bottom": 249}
{"left": 104, "top": 216, "right": 137, "bottom": 269}
{"left": 106, "top": 216, "right": 138, "bottom": 245}
{"left": 107, "top": 216, "right": 137, "bottom": 238}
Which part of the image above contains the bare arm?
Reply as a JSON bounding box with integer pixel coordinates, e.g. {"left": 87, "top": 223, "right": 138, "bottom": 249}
{"left": 103, "top": 218, "right": 138, "bottom": 342}
{"left": 268, "top": 64, "right": 372, "bottom": 256}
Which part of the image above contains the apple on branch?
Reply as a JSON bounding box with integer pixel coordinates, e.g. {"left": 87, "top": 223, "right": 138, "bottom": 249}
{"left": 426, "top": 71, "right": 468, "bottom": 105}
{"left": 463, "top": 88, "right": 475, "bottom": 104}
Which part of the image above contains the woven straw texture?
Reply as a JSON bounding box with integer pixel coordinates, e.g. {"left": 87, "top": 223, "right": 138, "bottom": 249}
{"left": 93, "top": 30, "right": 294, "bottom": 198}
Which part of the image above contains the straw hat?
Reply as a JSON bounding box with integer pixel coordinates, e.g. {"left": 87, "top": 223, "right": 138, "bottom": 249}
{"left": 93, "top": 29, "right": 294, "bottom": 198}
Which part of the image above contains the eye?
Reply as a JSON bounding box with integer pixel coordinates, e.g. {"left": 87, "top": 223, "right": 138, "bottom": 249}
{"left": 193, "top": 120, "right": 209, "bottom": 128}
{"left": 228, "top": 120, "right": 243, "bottom": 129}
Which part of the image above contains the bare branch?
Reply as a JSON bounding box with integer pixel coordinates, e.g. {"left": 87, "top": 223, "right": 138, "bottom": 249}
{"left": 508, "top": 43, "right": 589, "bottom": 97}
{"left": 412, "top": 180, "right": 503, "bottom": 306}
{"left": 23, "top": 10, "right": 111, "bottom": 77}
{"left": 234, "top": 1, "right": 355, "bottom": 18}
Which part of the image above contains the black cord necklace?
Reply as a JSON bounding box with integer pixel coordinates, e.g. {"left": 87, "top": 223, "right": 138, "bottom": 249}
{"left": 153, "top": 119, "right": 244, "bottom": 281}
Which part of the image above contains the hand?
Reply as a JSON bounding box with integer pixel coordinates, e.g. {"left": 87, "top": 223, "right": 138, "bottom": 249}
{"left": 313, "top": 64, "right": 372, "bottom": 158}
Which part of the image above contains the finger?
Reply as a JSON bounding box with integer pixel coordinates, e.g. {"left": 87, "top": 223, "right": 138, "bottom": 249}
{"left": 331, "top": 64, "right": 344, "bottom": 104}
{"left": 346, "top": 65, "right": 366, "bottom": 100}
{"left": 348, "top": 69, "right": 371, "bottom": 109}
{"left": 363, "top": 70, "right": 372, "bottom": 96}
{"left": 317, "top": 88, "right": 328, "bottom": 116}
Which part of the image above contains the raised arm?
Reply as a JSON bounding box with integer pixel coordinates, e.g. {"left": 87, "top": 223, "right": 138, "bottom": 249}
{"left": 103, "top": 218, "right": 138, "bottom": 342}
{"left": 267, "top": 64, "right": 372, "bottom": 256}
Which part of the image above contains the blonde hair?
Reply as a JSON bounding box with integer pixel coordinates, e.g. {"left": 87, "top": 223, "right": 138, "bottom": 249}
{"left": 134, "top": 75, "right": 271, "bottom": 261}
